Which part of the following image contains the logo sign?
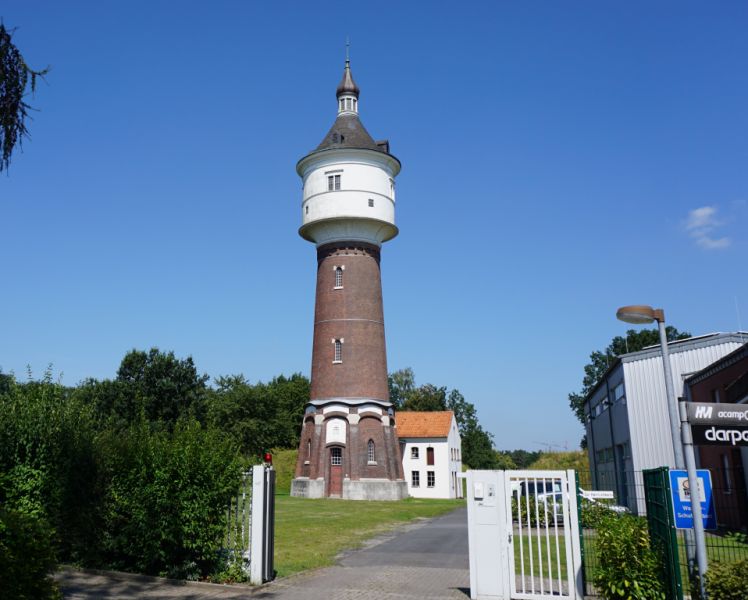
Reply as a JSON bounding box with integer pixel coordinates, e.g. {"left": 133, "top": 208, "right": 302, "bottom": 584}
{"left": 669, "top": 470, "right": 717, "bottom": 530}
{"left": 687, "top": 403, "right": 748, "bottom": 446}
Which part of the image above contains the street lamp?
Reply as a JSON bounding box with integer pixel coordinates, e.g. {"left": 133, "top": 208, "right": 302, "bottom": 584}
{"left": 616, "top": 305, "right": 683, "bottom": 469}
{"left": 616, "top": 305, "right": 708, "bottom": 593}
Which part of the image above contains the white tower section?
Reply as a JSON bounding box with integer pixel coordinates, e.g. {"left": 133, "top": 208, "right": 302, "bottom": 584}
{"left": 297, "top": 60, "right": 401, "bottom": 248}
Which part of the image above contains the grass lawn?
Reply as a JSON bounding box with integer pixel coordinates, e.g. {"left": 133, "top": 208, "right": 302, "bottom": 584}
{"left": 274, "top": 495, "right": 463, "bottom": 578}
{"left": 513, "top": 533, "right": 568, "bottom": 581}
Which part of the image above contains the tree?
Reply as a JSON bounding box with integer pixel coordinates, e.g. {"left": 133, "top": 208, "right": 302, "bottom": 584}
{"left": 115, "top": 348, "right": 209, "bottom": 426}
{"left": 0, "top": 23, "right": 49, "bottom": 172}
{"left": 388, "top": 368, "right": 415, "bottom": 409}
{"left": 206, "top": 373, "right": 310, "bottom": 457}
{"left": 568, "top": 327, "right": 691, "bottom": 445}
{"left": 390, "top": 368, "right": 498, "bottom": 469}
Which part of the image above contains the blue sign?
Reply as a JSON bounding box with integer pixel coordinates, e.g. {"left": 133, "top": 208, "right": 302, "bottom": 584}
{"left": 669, "top": 470, "right": 717, "bottom": 530}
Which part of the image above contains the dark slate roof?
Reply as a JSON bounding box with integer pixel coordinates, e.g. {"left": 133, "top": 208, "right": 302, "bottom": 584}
{"left": 315, "top": 113, "right": 386, "bottom": 153}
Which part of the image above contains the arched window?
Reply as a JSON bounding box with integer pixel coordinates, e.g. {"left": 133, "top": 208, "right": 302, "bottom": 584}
{"left": 335, "top": 267, "right": 343, "bottom": 288}
{"left": 334, "top": 339, "right": 342, "bottom": 363}
{"left": 367, "top": 439, "right": 375, "bottom": 463}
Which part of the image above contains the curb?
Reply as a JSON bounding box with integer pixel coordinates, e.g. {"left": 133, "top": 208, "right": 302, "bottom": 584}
{"left": 57, "top": 565, "right": 272, "bottom": 594}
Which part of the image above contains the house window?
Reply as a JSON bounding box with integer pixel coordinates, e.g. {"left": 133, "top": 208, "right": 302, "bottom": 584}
{"left": 368, "top": 440, "right": 375, "bottom": 463}
{"left": 427, "top": 471, "right": 435, "bottom": 487}
{"left": 331, "top": 447, "right": 342, "bottom": 466}
{"left": 427, "top": 447, "right": 434, "bottom": 466}
{"left": 411, "top": 447, "right": 419, "bottom": 459}
{"left": 335, "top": 267, "right": 343, "bottom": 288}
{"left": 328, "top": 174, "right": 341, "bottom": 191}
{"left": 368, "top": 198, "right": 374, "bottom": 207}
{"left": 334, "top": 339, "right": 342, "bottom": 363}
{"left": 411, "top": 471, "right": 420, "bottom": 487}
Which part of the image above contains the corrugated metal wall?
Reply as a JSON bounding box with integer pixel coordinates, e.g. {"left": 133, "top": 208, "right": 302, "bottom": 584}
{"left": 625, "top": 340, "right": 743, "bottom": 513}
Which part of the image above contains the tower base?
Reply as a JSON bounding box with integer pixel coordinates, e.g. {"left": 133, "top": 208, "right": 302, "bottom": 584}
{"left": 291, "top": 477, "right": 408, "bottom": 501}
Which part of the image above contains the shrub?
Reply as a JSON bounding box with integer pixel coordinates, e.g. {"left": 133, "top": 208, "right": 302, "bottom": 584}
{"left": 511, "top": 495, "right": 548, "bottom": 527}
{"left": 97, "top": 418, "right": 242, "bottom": 579}
{"left": 580, "top": 498, "right": 617, "bottom": 529}
{"left": 0, "top": 374, "right": 101, "bottom": 563}
{"left": 0, "top": 508, "right": 61, "bottom": 600}
{"left": 704, "top": 558, "right": 748, "bottom": 600}
{"left": 593, "top": 512, "right": 665, "bottom": 600}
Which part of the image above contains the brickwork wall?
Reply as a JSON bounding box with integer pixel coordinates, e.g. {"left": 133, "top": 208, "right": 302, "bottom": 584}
{"left": 310, "top": 243, "right": 389, "bottom": 402}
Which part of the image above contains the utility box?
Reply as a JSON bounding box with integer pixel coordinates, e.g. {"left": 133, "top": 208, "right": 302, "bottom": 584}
{"left": 466, "top": 470, "right": 510, "bottom": 599}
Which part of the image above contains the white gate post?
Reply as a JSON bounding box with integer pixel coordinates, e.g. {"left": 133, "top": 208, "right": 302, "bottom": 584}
{"left": 250, "top": 464, "right": 265, "bottom": 585}
{"left": 566, "top": 470, "right": 584, "bottom": 600}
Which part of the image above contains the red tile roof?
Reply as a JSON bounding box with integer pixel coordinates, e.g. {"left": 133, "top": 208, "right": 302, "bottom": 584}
{"left": 396, "top": 411, "right": 454, "bottom": 438}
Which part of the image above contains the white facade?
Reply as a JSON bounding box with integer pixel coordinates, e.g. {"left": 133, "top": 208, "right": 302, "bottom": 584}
{"left": 400, "top": 415, "right": 463, "bottom": 499}
{"left": 297, "top": 149, "right": 400, "bottom": 247}
{"left": 624, "top": 334, "right": 746, "bottom": 473}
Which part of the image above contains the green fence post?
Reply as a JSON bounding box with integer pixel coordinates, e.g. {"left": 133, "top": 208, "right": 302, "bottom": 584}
{"left": 643, "top": 467, "right": 684, "bottom": 600}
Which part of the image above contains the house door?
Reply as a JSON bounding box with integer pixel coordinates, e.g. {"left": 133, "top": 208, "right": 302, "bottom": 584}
{"left": 328, "top": 447, "right": 343, "bottom": 497}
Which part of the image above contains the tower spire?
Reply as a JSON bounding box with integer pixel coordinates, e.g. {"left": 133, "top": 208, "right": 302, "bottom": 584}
{"left": 336, "top": 40, "right": 360, "bottom": 114}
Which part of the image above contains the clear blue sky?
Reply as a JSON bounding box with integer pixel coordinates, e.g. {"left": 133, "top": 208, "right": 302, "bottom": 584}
{"left": 2, "top": 2, "right": 746, "bottom": 450}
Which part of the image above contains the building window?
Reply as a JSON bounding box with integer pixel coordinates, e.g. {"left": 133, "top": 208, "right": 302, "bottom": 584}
{"left": 335, "top": 267, "right": 343, "bottom": 288}
{"left": 411, "top": 447, "right": 419, "bottom": 459}
{"left": 427, "top": 471, "right": 435, "bottom": 488}
{"left": 333, "top": 339, "right": 342, "bottom": 363}
{"left": 331, "top": 447, "right": 342, "bottom": 466}
{"left": 305, "top": 205, "right": 309, "bottom": 215}
{"left": 427, "top": 447, "right": 435, "bottom": 466}
{"left": 613, "top": 383, "right": 625, "bottom": 403}
{"left": 411, "top": 471, "right": 420, "bottom": 487}
{"left": 368, "top": 440, "right": 375, "bottom": 463}
{"left": 328, "top": 174, "right": 341, "bottom": 191}
{"left": 368, "top": 198, "right": 374, "bottom": 207}
{"left": 307, "top": 439, "right": 312, "bottom": 459}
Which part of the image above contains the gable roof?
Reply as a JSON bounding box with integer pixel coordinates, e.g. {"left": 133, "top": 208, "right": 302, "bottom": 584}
{"left": 396, "top": 411, "right": 454, "bottom": 438}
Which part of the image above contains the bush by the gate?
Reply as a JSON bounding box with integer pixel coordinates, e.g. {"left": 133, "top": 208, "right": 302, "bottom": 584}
{"left": 704, "top": 558, "right": 748, "bottom": 600}
{"left": 96, "top": 419, "right": 243, "bottom": 579}
{"left": 0, "top": 508, "right": 62, "bottom": 600}
{"left": 593, "top": 512, "right": 665, "bottom": 600}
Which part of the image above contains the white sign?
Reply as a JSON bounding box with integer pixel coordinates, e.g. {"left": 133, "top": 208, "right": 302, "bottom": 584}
{"left": 580, "top": 488, "right": 614, "bottom": 500}
{"left": 326, "top": 418, "right": 346, "bottom": 445}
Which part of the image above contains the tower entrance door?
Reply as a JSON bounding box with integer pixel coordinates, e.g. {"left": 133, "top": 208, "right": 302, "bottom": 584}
{"left": 328, "top": 447, "right": 343, "bottom": 497}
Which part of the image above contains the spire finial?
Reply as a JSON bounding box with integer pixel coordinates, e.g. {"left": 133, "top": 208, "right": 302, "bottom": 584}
{"left": 345, "top": 36, "right": 350, "bottom": 63}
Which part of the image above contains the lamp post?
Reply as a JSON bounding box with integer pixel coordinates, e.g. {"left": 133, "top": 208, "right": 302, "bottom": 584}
{"left": 615, "top": 305, "right": 684, "bottom": 468}
{"left": 615, "top": 305, "right": 708, "bottom": 594}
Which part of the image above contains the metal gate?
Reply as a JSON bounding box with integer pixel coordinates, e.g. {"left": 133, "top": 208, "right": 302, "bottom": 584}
{"left": 466, "top": 469, "right": 583, "bottom": 600}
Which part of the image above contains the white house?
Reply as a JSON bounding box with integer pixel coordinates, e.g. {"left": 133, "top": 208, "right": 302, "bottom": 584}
{"left": 397, "top": 411, "right": 463, "bottom": 499}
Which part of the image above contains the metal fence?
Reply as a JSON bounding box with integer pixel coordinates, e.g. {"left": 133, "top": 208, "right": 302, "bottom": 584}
{"left": 225, "top": 469, "right": 253, "bottom": 575}
{"left": 578, "top": 467, "right": 748, "bottom": 599}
